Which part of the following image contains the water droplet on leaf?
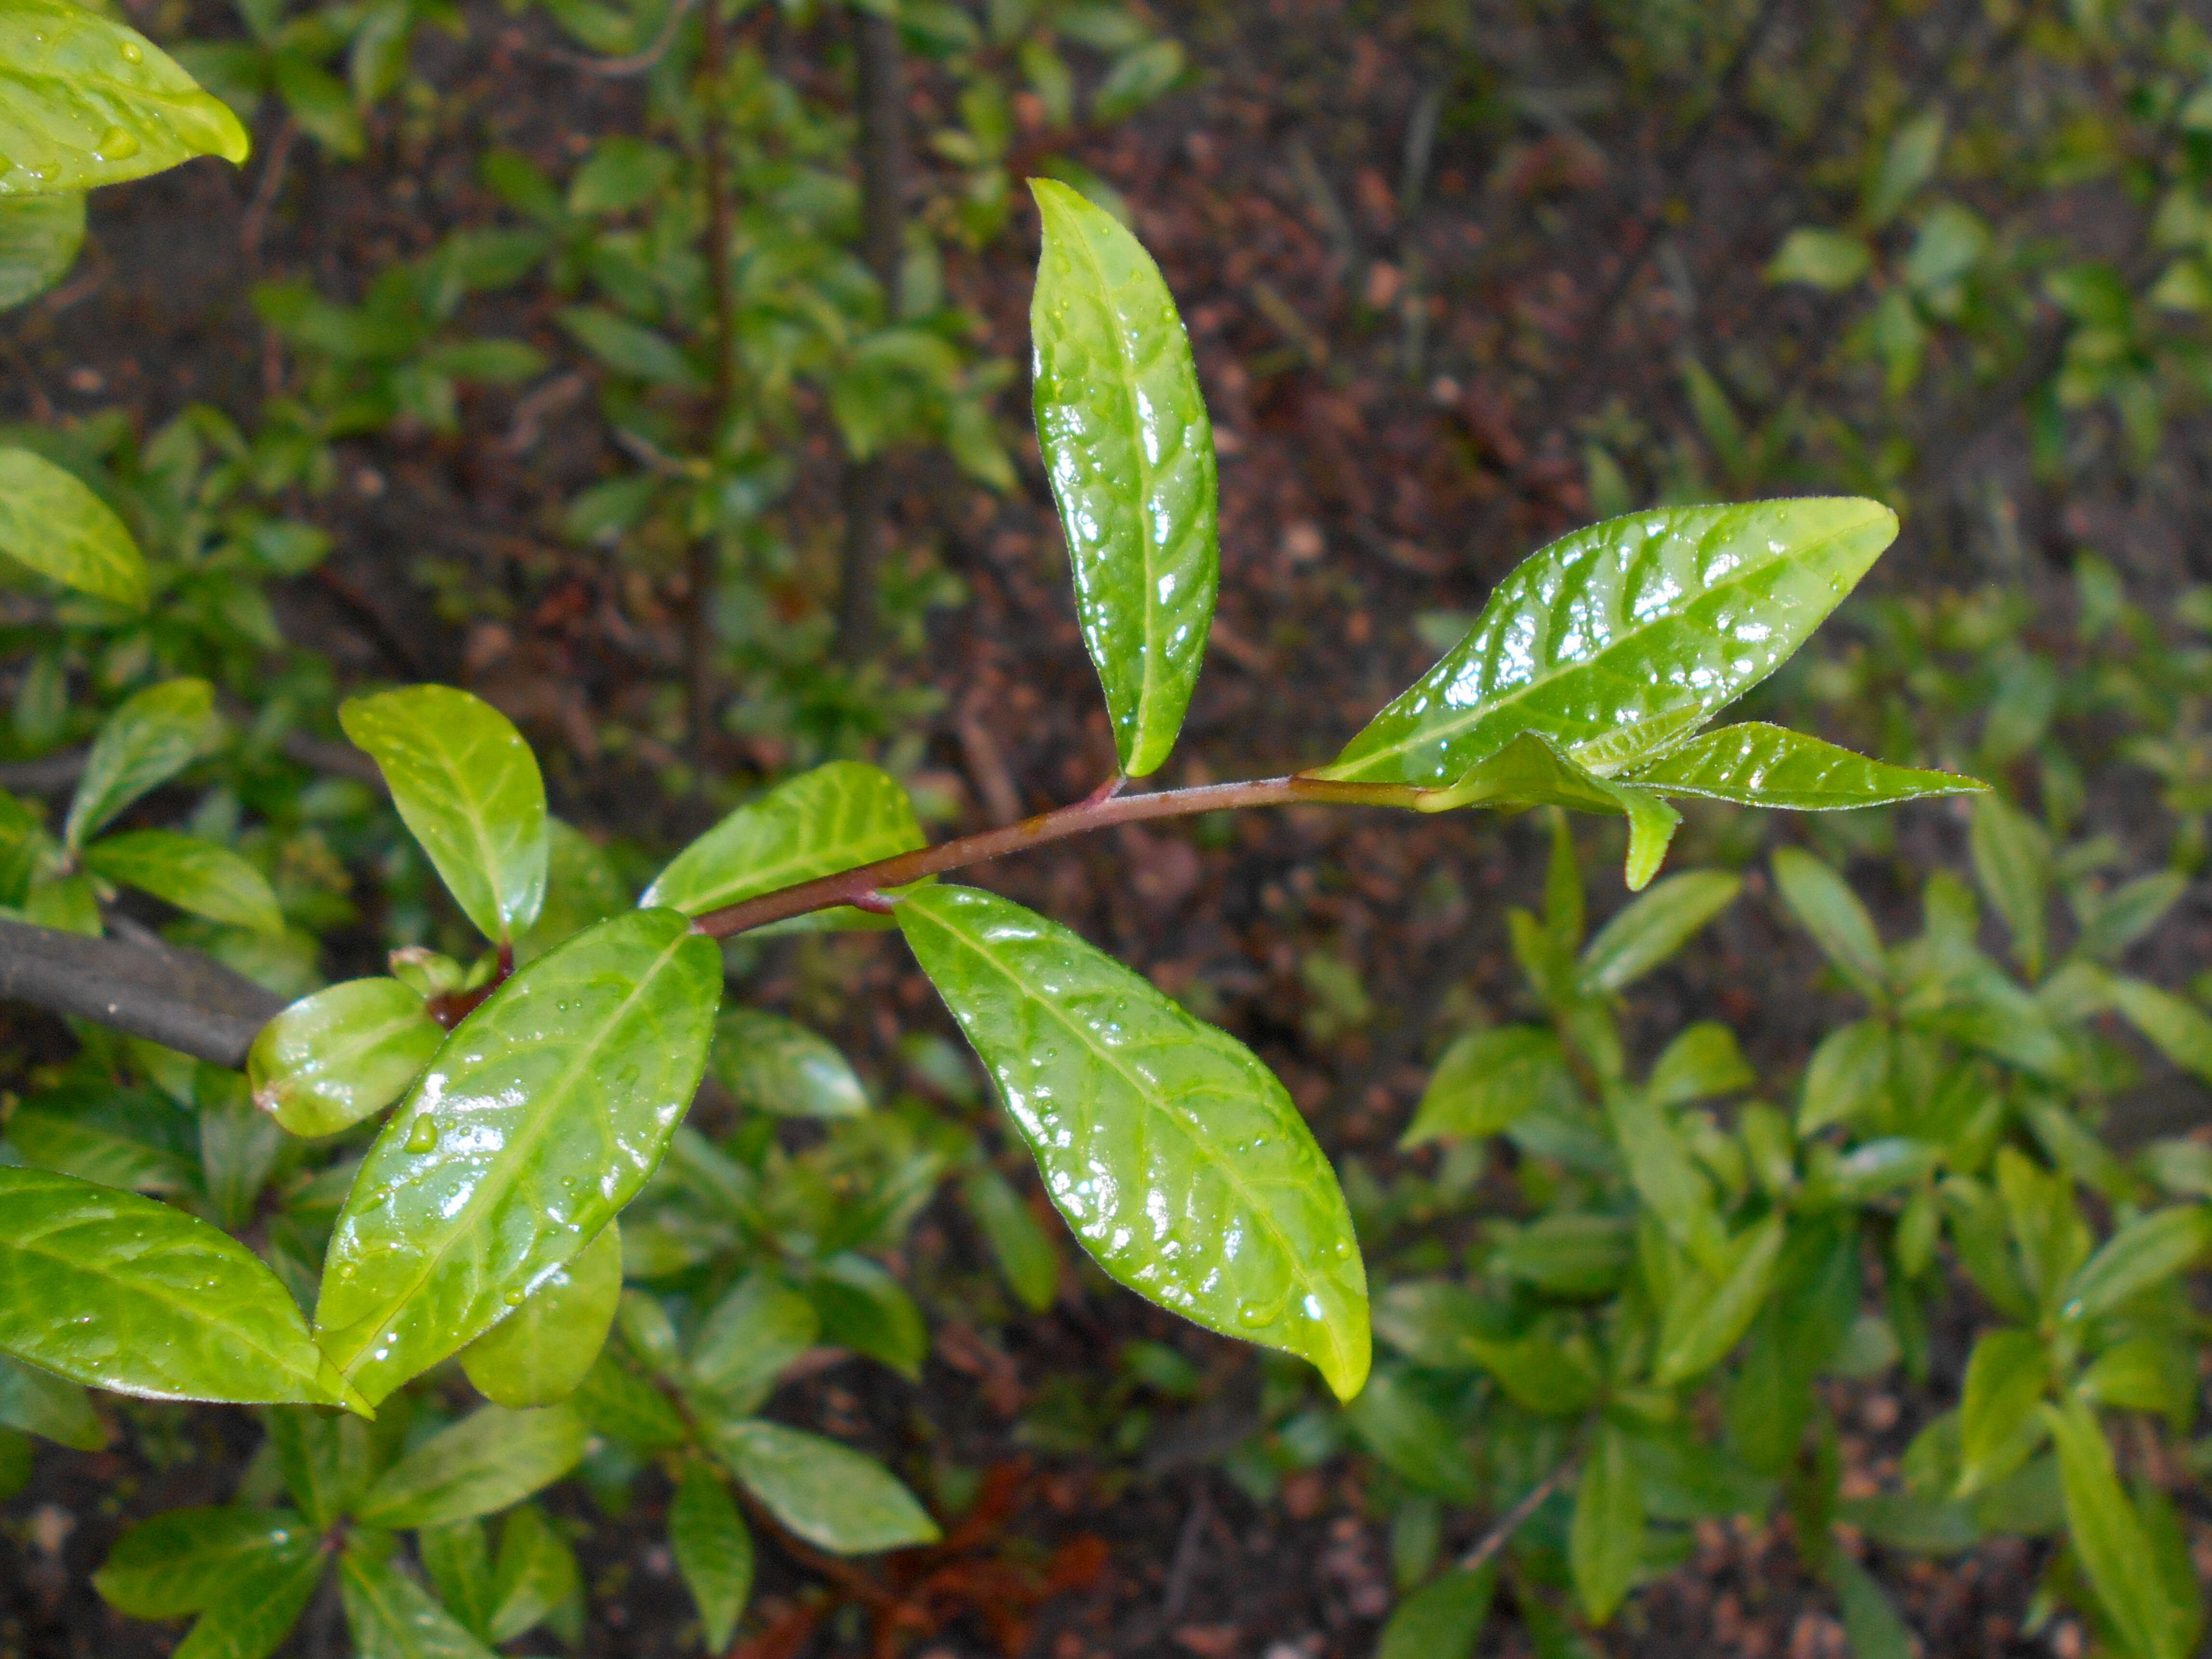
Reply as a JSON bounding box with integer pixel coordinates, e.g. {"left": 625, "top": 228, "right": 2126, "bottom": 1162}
{"left": 405, "top": 1116, "right": 437, "bottom": 1153}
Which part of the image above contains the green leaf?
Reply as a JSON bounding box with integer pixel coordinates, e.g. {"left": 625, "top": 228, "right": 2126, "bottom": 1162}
{"left": 353, "top": 1405, "right": 589, "bottom": 1530}
{"left": 168, "top": 1537, "right": 325, "bottom": 1659}
{"left": 64, "top": 677, "right": 217, "bottom": 849}
{"left": 418, "top": 1522, "right": 494, "bottom": 1641}
{"left": 0, "top": 1166, "right": 351, "bottom": 1407}
{"left": 82, "top": 829, "right": 283, "bottom": 934}
{"left": 1968, "top": 795, "right": 2050, "bottom": 981}
{"left": 456, "top": 1222, "right": 623, "bottom": 1408}
{"left": 198, "top": 1067, "right": 283, "bottom": 1229}
{"left": 1029, "top": 176, "right": 1218, "bottom": 777}
{"left": 1608, "top": 1088, "right": 1722, "bottom": 1266}
{"left": 0, "top": 192, "right": 82, "bottom": 308}
{"left": 516, "top": 817, "right": 629, "bottom": 964}
{"left": 1797, "top": 1018, "right": 1891, "bottom": 1135}
{"left": 487, "top": 1504, "right": 581, "bottom": 1644}
{"left": 1652, "top": 1213, "right": 1785, "bottom": 1387}
{"left": 2060, "top": 1205, "right": 2212, "bottom": 1323}
{"left": 1647, "top": 1022, "right": 1754, "bottom": 1107}
{"left": 1377, "top": 1564, "right": 1495, "bottom": 1659}
{"left": 688, "top": 1268, "right": 820, "bottom": 1413}
{"left": 1764, "top": 227, "right": 1873, "bottom": 290}
{"left": 711, "top": 1007, "right": 867, "bottom": 1117}
{"left": 314, "top": 908, "right": 720, "bottom": 1405}
{"left": 2045, "top": 1393, "right": 2191, "bottom": 1659}
{"left": 1343, "top": 1368, "right": 1477, "bottom": 1500}
{"left": 898, "top": 883, "right": 1369, "bottom": 1399}
{"left": 340, "top": 685, "right": 549, "bottom": 942}
{"left": 962, "top": 1165, "right": 1061, "bottom": 1312}
{"left": 5, "top": 1085, "right": 197, "bottom": 1194}
{"left": 265, "top": 1406, "right": 374, "bottom": 1529}
{"left": 640, "top": 761, "right": 923, "bottom": 925}
{"left": 571, "top": 1346, "right": 688, "bottom": 1450}
{"left": 557, "top": 305, "right": 700, "bottom": 387}
{"left": 339, "top": 1546, "right": 501, "bottom": 1659}
{"left": 96, "top": 1507, "right": 314, "bottom": 1618}
{"left": 1403, "top": 1025, "right": 1575, "bottom": 1146}
{"left": 1772, "top": 847, "right": 1887, "bottom": 1005}
{"left": 1577, "top": 870, "right": 1741, "bottom": 994}
{"left": 1322, "top": 500, "right": 1898, "bottom": 788}
{"left": 1830, "top": 1554, "right": 1917, "bottom": 1659}
{"left": 249, "top": 978, "right": 444, "bottom": 1139}
{"left": 0, "top": 0, "right": 248, "bottom": 192}
{"left": 810, "top": 1253, "right": 926, "bottom": 1381}
{"left": 1956, "top": 1328, "right": 2048, "bottom": 1496}
{"left": 2110, "top": 978, "right": 2212, "bottom": 1085}
{"left": 0, "top": 1352, "right": 105, "bottom": 1448}
{"left": 1570, "top": 1422, "right": 1643, "bottom": 1625}
{"left": 1627, "top": 724, "right": 1983, "bottom": 810}
{"left": 708, "top": 1418, "right": 938, "bottom": 1554}
{"left": 1864, "top": 111, "right": 1945, "bottom": 227}
{"left": 671, "top": 1461, "right": 753, "bottom": 1651}
{"left": 1408, "top": 731, "right": 1682, "bottom": 891}
{"left": 0, "top": 447, "right": 142, "bottom": 610}
{"left": 1459, "top": 1330, "right": 1601, "bottom": 1415}
{"left": 2076, "top": 1334, "right": 2194, "bottom": 1424}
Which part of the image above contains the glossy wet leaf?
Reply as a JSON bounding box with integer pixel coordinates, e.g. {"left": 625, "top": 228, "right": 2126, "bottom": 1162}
{"left": 1325, "top": 500, "right": 1897, "bottom": 787}
{"left": 0, "top": 1352, "right": 104, "bottom": 1448}
{"left": 0, "top": 1166, "right": 350, "bottom": 1407}
{"left": 1029, "top": 177, "right": 1218, "bottom": 777}
{"left": 898, "top": 883, "right": 1370, "bottom": 1399}
{"left": 0, "top": 0, "right": 248, "bottom": 192}
{"left": 961, "top": 1165, "right": 1061, "bottom": 1312}
{"left": 1576, "top": 871, "right": 1741, "bottom": 995}
{"left": 639, "top": 761, "right": 922, "bottom": 926}
{"left": 168, "top": 1536, "right": 325, "bottom": 1659}
{"left": 4, "top": 1085, "right": 197, "bottom": 1194}
{"left": 1628, "top": 723, "right": 1983, "bottom": 809}
{"left": 1377, "top": 1564, "right": 1495, "bottom": 1659}
{"left": 1402, "top": 1025, "right": 1576, "bottom": 1146}
{"left": 354, "top": 1404, "right": 589, "bottom": 1530}
{"left": 340, "top": 1545, "right": 501, "bottom": 1659}
{"left": 249, "top": 978, "right": 444, "bottom": 1139}
{"left": 1772, "top": 847, "right": 1887, "bottom": 1006}
{"left": 63, "top": 677, "right": 216, "bottom": 849}
{"left": 96, "top": 1506, "right": 314, "bottom": 1618}
{"left": 458, "top": 1222, "right": 622, "bottom": 1407}
{"left": 0, "top": 192, "right": 82, "bottom": 308}
{"left": 82, "top": 829, "right": 283, "bottom": 934}
{"left": 1411, "top": 732, "right": 1681, "bottom": 890}
{"left": 339, "top": 685, "right": 548, "bottom": 943}
{"left": 1571, "top": 1421, "right": 1643, "bottom": 1625}
{"left": 670, "top": 1461, "right": 753, "bottom": 1651}
{"left": 2046, "top": 1393, "right": 2192, "bottom": 1659}
{"left": 707, "top": 1418, "right": 940, "bottom": 1554}
{"left": 711, "top": 1007, "right": 867, "bottom": 1117}
{"left": 314, "top": 908, "right": 720, "bottom": 1405}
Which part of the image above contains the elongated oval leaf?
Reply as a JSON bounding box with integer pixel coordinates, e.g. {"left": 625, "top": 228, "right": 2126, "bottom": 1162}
{"left": 1323, "top": 500, "right": 1898, "bottom": 786}
{"left": 458, "top": 1222, "right": 622, "bottom": 1408}
{"left": 2045, "top": 1393, "right": 2192, "bottom": 1659}
{"left": 169, "top": 1536, "right": 326, "bottom": 1659}
{"left": 1956, "top": 1328, "right": 2048, "bottom": 1497}
{"left": 640, "top": 761, "right": 922, "bottom": 925}
{"left": 1570, "top": 1421, "right": 1643, "bottom": 1625}
{"left": 1772, "top": 846, "right": 1887, "bottom": 1006}
{"left": 314, "top": 908, "right": 720, "bottom": 1405}
{"left": 249, "top": 978, "right": 444, "bottom": 1139}
{"left": 0, "top": 0, "right": 247, "bottom": 192}
{"left": 353, "top": 1404, "right": 589, "bottom": 1530}
{"left": 0, "top": 192, "right": 83, "bottom": 308}
{"left": 1652, "top": 1213, "right": 1785, "bottom": 1387}
{"left": 706, "top": 1418, "right": 939, "bottom": 1554}
{"left": 96, "top": 1507, "right": 314, "bottom": 1618}
{"left": 1402, "top": 1025, "right": 1576, "bottom": 1146}
{"left": 1628, "top": 723, "right": 1984, "bottom": 809}
{"left": 1377, "top": 1565, "right": 1495, "bottom": 1659}
{"left": 488, "top": 1503, "right": 581, "bottom": 1644}
{"left": 339, "top": 1546, "right": 501, "bottom": 1659}
{"left": 1030, "top": 176, "right": 1218, "bottom": 777}
{"left": 63, "top": 677, "right": 216, "bottom": 849}
{"left": 898, "top": 883, "right": 1370, "bottom": 1400}
{"left": 2060, "top": 1205, "right": 2212, "bottom": 1323}
{"left": 0, "top": 1166, "right": 350, "bottom": 1407}
{"left": 5, "top": 1085, "right": 197, "bottom": 1194}
{"left": 82, "top": 828, "right": 283, "bottom": 934}
{"left": 1576, "top": 870, "right": 1742, "bottom": 995}
{"left": 688, "top": 1268, "right": 820, "bottom": 1413}
{"left": 711, "top": 1007, "right": 867, "bottom": 1117}
{"left": 671, "top": 1461, "right": 753, "bottom": 1651}
{"left": 0, "top": 445, "right": 142, "bottom": 609}
{"left": 339, "top": 685, "right": 549, "bottom": 943}
{"left": 961, "top": 1166, "right": 1061, "bottom": 1313}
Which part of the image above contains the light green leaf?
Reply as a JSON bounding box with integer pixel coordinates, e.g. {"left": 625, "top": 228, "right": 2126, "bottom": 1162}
{"left": 1403, "top": 1025, "right": 1575, "bottom": 1146}
{"left": 0, "top": 1166, "right": 351, "bottom": 1407}
{"left": 640, "top": 761, "right": 923, "bottom": 926}
{"left": 0, "top": 0, "right": 247, "bottom": 193}
{"left": 0, "top": 1351, "right": 105, "bottom": 1448}
{"left": 340, "top": 685, "right": 549, "bottom": 943}
{"left": 1322, "top": 500, "right": 1897, "bottom": 787}
{"left": 63, "top": 677, "right": 216, "bottom": 849}
{"left": 82, "top": 829, "right": 282, "bottom": 934}
{"left": 2045, "top": 1393, "right": 2191, "bottom": 1659}
{"left": 2076, "top": 1335, "right": 2196, "bottom": 1424}
{"left": 709, "top": 1419, "right": 939, "bottom": 1554}
{"left": 249, "top": 978, "right": 444, "bottom": 1139}
{"left": 1797, "top": 1018, "right": 1891, "bottom": 1135}
{"left": 168, "top": 1537, "right": 326, "bottom": 1659}
{"left": 2110, "top": 978, "right": 2212, "bottom": 1085}
{"left": 0, "top": 445, "right": 141, "bottom": 605}
{"left": 487, "top": 1505, "right": 581, "bottom": 1644}
{"left": 1647, "top": 1022, "right": 1753, "bottom": 1107}
{"left": 2060, "top": 1205, "right": 2212, "bottom": 1323}
{"left": 1377, "top": 1564, "right": 1495, "bottom": 1659}
{"left": 961, "top": 1172, "right": 1063, "bottom": 1328}
{"left": 1864, "top": 112, "right": 1945, "bottom": 227}
{"left": 1409, "top": 731, "right": 1681, "bottom": 890}
{"left": 353, "top": 1405, "right": 589, "bottom": 1530}
{"left": 1628, "top": 724, "right": 1982, "bottom": 810}
{"left": 557, "top": 305, "right": 700, "bottom": 387}
{"left": 688, "top": 1268, "right": 819, "bottom": 1414}
{"left": 458, "top": 1222, "right": 623, "bottom": 1408}
{"left": 340, "top": 1546, "right": 500, "bottom": 1659}
{"left": 1772, "top": 847, "right": 1887, "bottom": 1005}
{"left": 671, "top": 1461, "right": 753, "bottom": 1651}
{"left": 711, "top": 1007, "right": 867, "bottom": 1117}
{"left": 1764, "top": 227, "right": 1873, "bottom": 290}
{"left": 1968, "top": 795, "right": 2049, "bottom": 981}
{"left": 898, "top": 883, "right": 1369, "bottom": 1400}
{"left": 1570, "top": 1421, "right": 1643, "bottom": 1625}
{"left": 1652, "top": 1213, "right": 1785, "bottom": 1387}
{"left": 314, "top": 909, "right": 720, "bottom": 1405}
{"left": 1956, "top": 1328, "right": 2048, "bottom": 1496}
{"left": 1577, "top": 871, "right": 1741, "bottom": 994}
{"left": 96, "top": 1507, "right": 314, "bottom": 1617}
{"left": 0, "top": 192, "right": 79, "bottom": 307}
{"left": 1029, "top": 177, "right": 1217, "bottom": 777}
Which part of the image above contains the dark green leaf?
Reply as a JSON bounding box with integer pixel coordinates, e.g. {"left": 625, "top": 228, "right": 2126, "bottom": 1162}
{"left": 354, "top": 1405, "right": 588, "bottom": 1530}
{"left": 1627, "top": 723, "right": 1982, "bottom": 809}
{"left": 457, "top": 1222, "right": 623, "bottom": 1408}
{"left": 249, "top": 978, "right": 444, "bottom": 1139}
{"left": 1376, "top": 1564, "right": 1494, "bottom": 1659}
{"left": 711, "top": 1007, "right": 867, "bottom": 1117}
{"left": 810, "top": 1253, "right": 926, "bottom": 1381}
{"left": 83, "top": 829, "right": 283, "bottom": 934}
{"left": 169, "top": 1537, "right": 325, "bottom": 1659}
{"left": 417, "top": 1522, "right": 494, "bottom": 1641}
{"left": 95, "top": 1507, "right": 315, "bottom": 1618}
{"left": 671, "top": 1461, "right": 753, "bottom": 1651}
{"left": 1402, "top": 1025, "right": 1575, "bottom": 1145}
{"left": 1570, "top": 1422, "right": 1642, "bottom": 1625}
{"left": 571, "top": 1347, "right": 688, "bottom": 1449}
{"left": 1342, "top": 1370, "right": 1477, "bottom": 1501}
{"left": 1029, "top": 177, "right": 1218, "bottom": 777}
{"left": 5, "top": 1085, "right": 197, "bottom": 1194}
{"left": 707, "top": 1418, "right": 940, "bottom": 1554}
{"left": 339, "top": 1546, "right": 500, "bottom": 1659}
{"left": 961, "top": 1166, "right": 1061, "bottom": 1312}
{"left": 1459, "top": 1330, "right": 1600, "bottom": 1414}
{"left": 689, "top": 1269, "right": 819, "bottom": 1414}
{"left": 0, "top": 193, "right": 82, "bottom": 308}
{"left": 64, "top": 678, "right": 217, "bottom": 850}
{"left": 487, "top": 1504, "right": 581, "bottom": 1644}
{"left": 1831, "top": 1554, "right": 1917, "bottom": 1659}
{"left": 0, "top": 1352, "right": 104, "bottom": 1448}
{"left": 1577, "top": 871, "right": 1740, "bottom": 994}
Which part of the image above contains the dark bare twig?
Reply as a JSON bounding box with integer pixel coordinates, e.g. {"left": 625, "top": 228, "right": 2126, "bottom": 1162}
{"left": 0, "top": 918, "right": 281, "bottom": 1066}
{"left": 1457, "top": 1462, "right": 1573, "bottom": 1574}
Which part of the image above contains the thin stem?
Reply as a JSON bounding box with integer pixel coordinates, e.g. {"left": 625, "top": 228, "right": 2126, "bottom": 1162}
{"left": 1457, "top": 1461, "right": 1574, "bottom": 1575}
{"left": 689, "top": 774, "right": 1423, "bottom": 938}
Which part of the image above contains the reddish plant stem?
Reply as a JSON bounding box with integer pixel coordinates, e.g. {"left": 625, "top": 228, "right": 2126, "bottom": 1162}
{"left": 689, "top": 774, "right": 1422, "bottom": 938}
